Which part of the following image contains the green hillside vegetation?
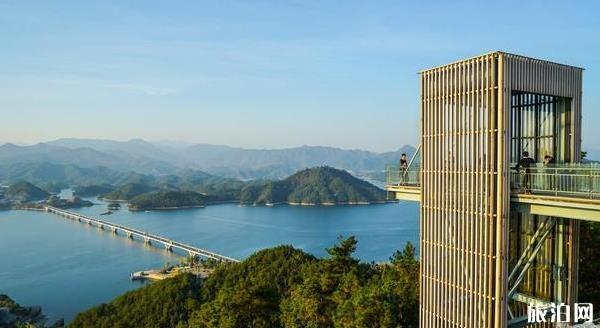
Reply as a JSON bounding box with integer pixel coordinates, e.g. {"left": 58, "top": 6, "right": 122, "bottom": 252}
{"left": 68, "top": 237, "right": 419, "bottom": 328}
{"left": 5, "top": 181, "right": 50, "bottom": 202}
{"left": 129, "top": 190, "right": 208, "bottom": 211}
{"left": 73, "top": 184, "right": 115, "bottom": 197}
{"left": 240, "top": 166, "right": 386, "bottom": 205}
{"left": 0, "top": 294, "right": 60, "bottom": 328}
{"left": 0, "top": 162, "right": 123, "bottom": 187}
{"left": 67, "top": 273, "right": 202, "bottom": 328}
{"left": 0, "top": 162, "right": 386, "bottom": 207}
{"left": 100, "top": 182, "right": 158, "bottom": 201}
{"left": 46, "top": 195, "right": 94, "bottom": 209}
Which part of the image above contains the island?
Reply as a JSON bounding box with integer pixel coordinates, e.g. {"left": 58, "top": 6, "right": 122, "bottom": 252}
{"left": 128, "top": 190, "right": 208, "bottom": 211}
{"left": 45, "top": 195, "right": 94, "bottom": 209}
{"left": 100, "top": 182, "right": 158, "bottom": 201}
{"left": 101, "top": 167, "right": 389, "bottom": 209}
{"left": 3, "top": 181, "right": 49, "bottom": 203}
{"left": 239, "top": 166, "right": 387, "bottom": 205}
{"left": 1, "top": 167, "right": 389, "bottom": 211}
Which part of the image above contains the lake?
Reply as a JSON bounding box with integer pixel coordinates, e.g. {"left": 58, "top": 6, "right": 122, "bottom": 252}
{"left": 0, "top": 197, "right": 418, "bottom": 323}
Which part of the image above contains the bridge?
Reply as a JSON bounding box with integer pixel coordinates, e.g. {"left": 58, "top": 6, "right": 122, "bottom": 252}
{"left": 45, "top": 206, "right": 239, "bottom": 263}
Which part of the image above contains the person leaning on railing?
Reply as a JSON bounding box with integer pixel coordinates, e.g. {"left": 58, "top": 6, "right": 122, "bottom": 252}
{"left": 515, "top": 151, "right": 536, "bottom": 194}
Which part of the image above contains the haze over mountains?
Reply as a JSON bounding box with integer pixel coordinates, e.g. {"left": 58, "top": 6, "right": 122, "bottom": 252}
{"left": 0, "top": 138, "right": 415, "bottom": 180}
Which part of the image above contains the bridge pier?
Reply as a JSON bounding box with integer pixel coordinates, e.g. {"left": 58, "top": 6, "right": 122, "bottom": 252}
{"left": 43, "top": 206, "right": 239, "bottom": 263}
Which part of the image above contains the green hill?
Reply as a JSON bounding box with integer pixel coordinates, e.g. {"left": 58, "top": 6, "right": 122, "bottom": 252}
{"left": 68, "top": 237, "right": 419, "bottom": 328}
{"left": 239, "top": 166, "right": 386, "bottom": 205}
{"left": 0, "top": 162, "right": 124, "bottom": 187}
{"left": 73, "top": 184, "right": 115, "bottom": 197}
{"left": 128, "top": 190, "right": 208, "bottom": 211}
{"left": 100, "top": 182, "right": 157, "bottom": 201}
{"left": 5, "top": 181, "right": 49, "bottom": 202}
{"left": 46, "top": 195, "right": 94, "bottom": 209}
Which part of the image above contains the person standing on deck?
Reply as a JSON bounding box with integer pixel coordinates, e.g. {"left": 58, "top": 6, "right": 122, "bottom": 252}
{"left": 516, "top": 151, "right": 536, "bottom": 194}
{"left": 543, "top": 155, "right": 555, "bottom": 191}
{"left": 399, "top": 153, "right": 408, "bottom": 185}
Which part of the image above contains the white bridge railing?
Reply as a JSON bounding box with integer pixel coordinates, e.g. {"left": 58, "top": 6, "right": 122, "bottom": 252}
{"left": 45, "top": 206, "right": 239, "bottom": 263}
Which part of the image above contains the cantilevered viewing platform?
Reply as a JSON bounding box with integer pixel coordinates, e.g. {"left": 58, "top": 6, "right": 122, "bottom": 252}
{"left": 389, "top": 52, "right": 588, "bottom": 327}
{"left": 386, "top": 162, "right": 600, "bottom": 222}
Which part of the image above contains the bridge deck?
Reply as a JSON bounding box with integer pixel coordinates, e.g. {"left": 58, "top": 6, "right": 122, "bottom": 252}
{"left": 386, "top": 184, "right": 600, "bottom": 222}
{"left": 45, "top": 206, "right": 239, "bottom": 263}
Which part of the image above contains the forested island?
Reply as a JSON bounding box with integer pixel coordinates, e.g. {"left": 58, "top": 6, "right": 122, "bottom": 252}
{"left": 128, "top": 190, "right": 208, "bottom": 211}
{"left": 46, "top": 195, "right": 93, "bottom": 209}
{"left": 81, "top": 166, "right": 388, "bottom": 210}
{"left": 100, "top": 182, "right": 158, "bottom": 201}
{"left": 240, "top": 166, "right": 386, "bottom": 205}
{"left": 68, "top": 237, "right": 419, "bottom": 328}
{"left": 0, "top": 181, "right": 91, "bottom": 210}
{"left": 1, "top": 166, "right": 388, "bottom": 211}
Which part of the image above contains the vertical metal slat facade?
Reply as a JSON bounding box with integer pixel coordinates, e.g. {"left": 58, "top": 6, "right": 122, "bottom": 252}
{"left": 419, "top": 52, "right": 582, "bottom": 327}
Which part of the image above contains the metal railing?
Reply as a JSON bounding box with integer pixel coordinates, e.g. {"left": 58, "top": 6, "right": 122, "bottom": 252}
{"left": 510, "top": 163, "right": 600, "bottom": 199}
{"left": 385, "top": 165, "right": 421, "bottom": 186}
{"left": 386, "top": 162, "right": 600, "bottom": 199}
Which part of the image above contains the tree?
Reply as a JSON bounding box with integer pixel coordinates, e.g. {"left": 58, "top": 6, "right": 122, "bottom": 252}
{"left": 325, "top": 235, "right": 359, "bottom": 275}
{"left": 69, "top": 240, "right": 420, "bottom": 328}
{"left": 186, "top": 254, "right": 200, "bottom": 268}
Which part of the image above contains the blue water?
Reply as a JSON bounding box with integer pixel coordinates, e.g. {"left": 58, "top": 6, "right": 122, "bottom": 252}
{"left": 0, "top": 197, "right": 418, "bottom": 323}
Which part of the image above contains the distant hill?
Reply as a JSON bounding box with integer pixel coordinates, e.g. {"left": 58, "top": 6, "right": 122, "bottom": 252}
{"left": 5, "top": 181, "right": 50, "bottom": 202}
{"left": 181, "top": 144, "right": 416, "bottom": 179}
{"left": 239, "top": 166, "right": 386, "bottom": 205}
{"left": 0, "top": 162, "right": 124, "bottom": 188}
{"left": 2, "top": 139, "right": 416, "bottom": 179}
{"left": 101, "top": 182, "right": 158, "bottom": 201}
{"left": 73, "top": 184, "right": 115, "bottom": 197}
{"left": 128, "top": 191, "right": 208, "bottom": 211}
{"left": 0, "top": 142, "right": 176, "bottom": 175}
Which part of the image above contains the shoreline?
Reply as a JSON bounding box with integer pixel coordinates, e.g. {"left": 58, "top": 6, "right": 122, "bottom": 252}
{"left": 108, "top": 199, "right": 395, "bottom": 211}
{"left": 128, "top": 204, "right": 206, "bottom": 211}
{"left": 10, "top": 199, "right": 397, "bottom": 213}
{"left": 241, "top": 200, "right": 396, "bottom": 207}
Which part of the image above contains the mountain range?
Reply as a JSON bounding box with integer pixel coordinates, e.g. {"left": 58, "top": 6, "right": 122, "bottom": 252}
{"left": 0, "top": 138, "right": 415, "bottom": 181}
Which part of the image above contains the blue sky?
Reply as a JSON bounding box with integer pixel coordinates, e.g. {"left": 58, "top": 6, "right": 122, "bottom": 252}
{"left": 1, "top": 0, "right": 599, "bottom": 152}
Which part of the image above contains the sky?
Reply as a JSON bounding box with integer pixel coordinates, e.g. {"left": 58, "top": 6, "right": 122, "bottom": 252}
{"left": 1, "top": 0, "right": 599, "bottom": 152}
